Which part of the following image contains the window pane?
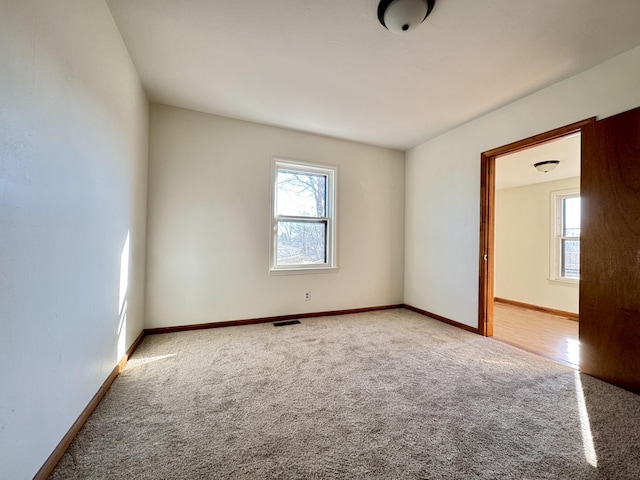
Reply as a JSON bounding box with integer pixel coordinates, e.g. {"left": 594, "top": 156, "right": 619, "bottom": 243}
{"left": 277, "top": 221, "right": 327, "bottom": 265}
{"left": 563, "top": 197, "right": 581, "bottom": 237}
{"left": 562, "top": 238, "right": 580, "bottom": 279}
{"left": 276, "top": 170, "right": 326, "bottom": 217}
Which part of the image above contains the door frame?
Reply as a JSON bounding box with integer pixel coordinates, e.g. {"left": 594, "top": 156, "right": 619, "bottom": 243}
{"left": 477, "top": 117, "right": 596, "bottom": 337}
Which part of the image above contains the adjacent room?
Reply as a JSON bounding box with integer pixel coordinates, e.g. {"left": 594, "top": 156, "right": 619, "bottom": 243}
{"left": 2, "top": 1, "right": 640, "bottom": 479}
{"left": 493, "top": 134, "right": 581, "bottom": 368}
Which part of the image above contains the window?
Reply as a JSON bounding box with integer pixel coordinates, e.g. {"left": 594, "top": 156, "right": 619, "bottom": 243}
{"left": 270, "top": 159, "right": 337, "bottom": 272}
{"left": 551, "top": 189, "right": 580, "bottom": 283}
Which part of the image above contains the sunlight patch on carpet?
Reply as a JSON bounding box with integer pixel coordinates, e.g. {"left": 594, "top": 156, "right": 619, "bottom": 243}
{"left": 126, "top": 353, "right": 177, "bottom": 369}
{"left": 574, "top": 370, "right": 598, "bottom": 468}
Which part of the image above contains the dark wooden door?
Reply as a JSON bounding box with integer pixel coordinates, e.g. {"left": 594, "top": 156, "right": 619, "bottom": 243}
{"left": 580, "top": 106, "right": 640, "bottom": 394}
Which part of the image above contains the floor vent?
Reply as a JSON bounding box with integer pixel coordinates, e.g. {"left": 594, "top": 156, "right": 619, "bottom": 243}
{"left": 273, "top": 320, "right": 301, "bottom": 327}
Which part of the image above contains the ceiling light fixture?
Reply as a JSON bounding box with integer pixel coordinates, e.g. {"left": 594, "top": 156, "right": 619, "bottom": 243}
{"left": 378, "top": 0, "right": 436, "bottom": 33}
{"left": 534, "top": 160, "right": 560, "bottom": 173}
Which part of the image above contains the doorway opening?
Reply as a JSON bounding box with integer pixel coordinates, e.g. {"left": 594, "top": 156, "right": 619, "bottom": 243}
{"left": 478, "top": 118, "right": 595, "bottom": 367}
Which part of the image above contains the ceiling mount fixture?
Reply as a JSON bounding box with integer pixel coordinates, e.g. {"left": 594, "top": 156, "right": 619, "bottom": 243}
{"left": 378, "top": 0, "right": 436, "bottom": 34}
{"left": 534, "top": 160, "right": 560, "bottom": 173}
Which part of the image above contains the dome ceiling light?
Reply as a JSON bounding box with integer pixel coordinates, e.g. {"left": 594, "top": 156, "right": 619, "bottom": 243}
{"left": 378, "top": 0, "right": 436, "bottom": 34}
{"left": 534, "top": 160, "right": 560, "bottom": 173}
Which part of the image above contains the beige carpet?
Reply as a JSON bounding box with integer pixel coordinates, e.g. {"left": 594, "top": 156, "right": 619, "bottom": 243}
{"left": 50, "top": 309, "right": 640, "bottom": 479}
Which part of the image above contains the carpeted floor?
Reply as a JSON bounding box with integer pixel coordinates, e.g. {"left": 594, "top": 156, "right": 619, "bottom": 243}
{"left": 50, "top": 309, "right": 640, "bottom": 479}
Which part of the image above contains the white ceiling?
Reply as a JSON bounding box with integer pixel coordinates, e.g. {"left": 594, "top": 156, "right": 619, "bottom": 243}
{"left": 495, "top": 133, "right": 580, "bottom": 190}
{"left": 105, "top": 0, "right": 640, "bottom": 151}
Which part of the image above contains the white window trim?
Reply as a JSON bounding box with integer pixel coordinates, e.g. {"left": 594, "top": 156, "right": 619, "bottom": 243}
{"left": 269, "top": 158, "right": 338, "bottom": 275}
{"left": 549, "top": 188, "right": 580, "bottom": 286}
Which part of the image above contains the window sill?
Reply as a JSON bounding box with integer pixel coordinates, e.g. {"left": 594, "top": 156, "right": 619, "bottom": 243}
{"left": 269, "top": 266, "right": 339, "bottom": 276}
{"left": 548, "top": 278, "right": 579, "bottom": 287}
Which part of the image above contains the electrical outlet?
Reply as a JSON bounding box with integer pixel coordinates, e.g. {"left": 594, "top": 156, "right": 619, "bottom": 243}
{"left": 304, "top": 291, "right": 311, "bottom": 301}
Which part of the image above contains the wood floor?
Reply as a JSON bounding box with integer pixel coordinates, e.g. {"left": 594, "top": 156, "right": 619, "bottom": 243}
{"left": 492, "top": 301, "right": 579, "bottom": 369}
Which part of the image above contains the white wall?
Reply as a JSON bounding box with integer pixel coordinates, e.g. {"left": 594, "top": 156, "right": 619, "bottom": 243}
{"left": 0, "top": 2, "right": 148, "bottom": 478}
{"left": 495, "top": 178, "right": 580, "bottom": 313}
{"left": 146, "top": 104, "right": 405, "bottom": 328}
{"left": 405, "top": 45, "right": 640, "bottom": 328}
